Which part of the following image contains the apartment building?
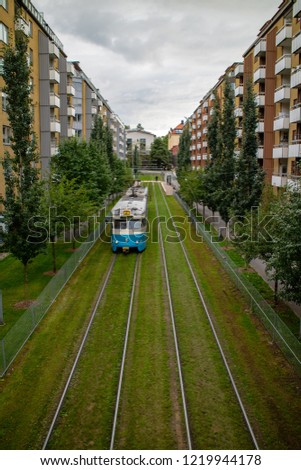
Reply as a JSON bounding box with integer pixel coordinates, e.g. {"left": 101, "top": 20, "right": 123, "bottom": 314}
{"left": 126, "top": 127, "right": 156, "bottom": 168}
{"left": 168, "top": 121, "right": 184, "bottom": 166}
{"left": 190, "top": 63, "right": 237, "bottom": 170}
{"left": 0, "top": 0, "right": 127, "bottom": 202}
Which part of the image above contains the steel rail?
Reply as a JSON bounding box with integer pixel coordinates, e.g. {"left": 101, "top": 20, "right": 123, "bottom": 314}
{"left": 42, "top": 255, "right": 117, "bottom": 450}
{"left": 109, "top": 254, "right": 140, "bottom": 450}
{"left": 153, "top": 183, "right": 193, "bottom": 450}
{"left": 159, "top": 185, "right": 259, "bottom": 451}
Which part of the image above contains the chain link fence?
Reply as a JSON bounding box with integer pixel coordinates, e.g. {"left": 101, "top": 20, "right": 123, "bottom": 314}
{"left": 0, "top": 202, "right": 114, "bottom": 376}
{"left": 174, "top": 192, "right": 301, "bottom": 376}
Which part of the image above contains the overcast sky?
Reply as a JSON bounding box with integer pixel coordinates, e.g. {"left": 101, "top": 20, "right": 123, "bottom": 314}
{"left": 38, "top": 0, "right": 278, "bottom": 135}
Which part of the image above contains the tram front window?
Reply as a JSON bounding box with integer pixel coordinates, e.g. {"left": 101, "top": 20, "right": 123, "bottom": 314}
{"left": 114, "top": 220, "right": 127, "bottom": 230}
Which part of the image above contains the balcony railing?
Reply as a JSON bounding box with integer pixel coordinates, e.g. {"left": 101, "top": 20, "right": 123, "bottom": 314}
{"left": 254, "top": 39, "right": 266, "bottom": 57}
{"left": 273, "top": 144, "right": 289, "bottom": 159}
{"left": 289, "top": 140, "right": 301, "bottom": 157}
{"left": 67, "top": 62, "right": 75, "bottom": 76}
{"left": 50, "top": 117, "right": 61, "bottom": 133}
{"left": 67, "top": 106, "right": 76, "bottom": 117}
{"left": 49, "top": 68, "right": 60, "bottom": 84}
{"left": 67, "top": 128, "right": 76, "bottom": 138}
{"left": 292, "top": 31, "right": 301, "bottom": 54}
{"left": 255, "top": 93, "right": 265, "bottom": 107}
{"left": 234, "top": 106, "right": 243, "bottom": 117}
{"left": 235, "top": 85, "right": 244, "bottom": 97}
{"left": 234, "top": 63, "right": 244, "bottom": 76}
{"left": 15, "top": 17, "right": 30, "bottom": 36}
{"left": 236, "top": 128, "right": 243, "bottom": 138}
{"left": 49, "top": 42, "right": 60, "bottom": 58}
{"left": 274, "top": 85, "right": 290, "bottom": 102}
{"left": 254, "top": 66, "right": 266, "bottom": 83}
{"left": 256, "top": 120, "right": 264, "bottom": 133}
{"left": 291, "top": 67, "right": 301, "bottom": 88}
{"left": 290, "top": 103, "right": 301, "bottom": 123}
{"left": 275, "top": 23, "right": 292, "bottom": 47}
{"left": 203, "top": 101, "right": 208, "bottom": 108}
{"left": 273, "top": 114, "right": 290, "bottom": 131}
{"left": 49, "top": 92, "right": 60, "bottom": 108}
{"left": 272, "top": 174, "right": 288, "bottom": 188}
{"left": 293, "top": 0, "right": 301, "bottom": 18}
{"left": 67, "top": 85, "right": 75, "bottom": 96}
{"left": 275, "top": 54, "right": 291, "bottom": 75}
{"left": 257, "top": 146, "right": 264, "bottom": 159}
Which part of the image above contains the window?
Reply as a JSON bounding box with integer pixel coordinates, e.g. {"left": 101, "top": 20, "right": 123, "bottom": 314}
{"left": 29, "top": 20, "right": 33, "bottom": 37}
{"left": 0, "top": 57, "right": 4, "bottom": 75}
{"left": 29, "top": 48, "right": 33, "bottom": 66}
{"left": 0, "top": 0, "right": 8, "bottom": 11}
{"left": 114, "top": 220, "right": 127, "bottom": 230}
{"left": 29, "top": 77, "right": 34, "bottom": 93}
{"left": 2, "top": 125, "right": 11, "bottom": 145}
{"left": 0, "top": 22, "right": 8, "bottom": 44}
{"left": 2, "top": 92, "right": 7, "bottom": 111}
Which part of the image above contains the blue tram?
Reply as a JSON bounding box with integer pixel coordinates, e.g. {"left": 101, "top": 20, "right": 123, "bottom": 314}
{"left": 110, "top": 183, "right": 148, "bottom": 253}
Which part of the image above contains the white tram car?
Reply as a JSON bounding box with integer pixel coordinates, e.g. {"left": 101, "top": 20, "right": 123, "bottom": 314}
{"left": 110, "top": 183, "right": 148, "bottom": 253}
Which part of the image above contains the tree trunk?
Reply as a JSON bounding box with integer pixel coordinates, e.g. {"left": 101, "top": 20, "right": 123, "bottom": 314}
{"left": 274, "top": 277, "right": 279, "bottom": 305}
{"left": 24, "top": 262, "right": 29, "bottom": 299}
{"left": 50, "top": 235, "right": 57, "bottom": 273}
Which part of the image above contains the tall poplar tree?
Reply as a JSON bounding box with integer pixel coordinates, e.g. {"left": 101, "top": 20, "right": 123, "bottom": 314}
{"left": 177, "top": 127, "right": 191, "bottom": 173}
{"left": 233, "top": 79, "right": 264, "bottom": 219}
{"left": 1, "top": 29, "right": 45, "bottom": 284}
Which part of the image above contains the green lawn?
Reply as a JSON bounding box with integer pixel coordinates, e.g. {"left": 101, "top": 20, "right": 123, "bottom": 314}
{"left": 0, "top": 241, "right": 79, "bottom": 339}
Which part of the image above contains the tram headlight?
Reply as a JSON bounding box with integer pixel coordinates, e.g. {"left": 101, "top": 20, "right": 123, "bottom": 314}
{"left": 115, "top": 240, "right": 119, "bottom": 244}
{"left": 136, "top": 240, "right": 139, "bottom": 244}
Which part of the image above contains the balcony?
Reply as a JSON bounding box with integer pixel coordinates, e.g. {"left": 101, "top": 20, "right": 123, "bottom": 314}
{"left": 287, "top": 174, "right": 301, "bottom": 189}
{"left": 92, "top": 106, "right": 97, "bottom": 115}
{"left": 203, "top": 101, "right": 208, "bottom": 108}
{"left": 210, "top": 93, "right": 215, "bottom": 101}
{"left": 275, "top": 24, "right": 292, "bottom": 47}
{"left": 68, "top": 128, "right": 76, "bottom": 138}
{"left": 210, "top": 108, "right": 214, "bottom": 116}
{"left": 202, "top": 141, "right": 208, "bottom": 148}
{"left": 197, "top": 119, "right": 201, "bottom": 126}
{"left": 290, "top": 104, "right": 301, "bottom": 123}
{"left": 202, "top": 114, "right": 208, "bottom": 122}
{"left": 50, "top": 141, "right": 59, "bottom": 156}
{"left": 67, "top": 85, "right": 75, "bottom": 96}
{"left": 289, "top": 140, "right": 301, "bottom": 157}
{"left": 203, "top": 127, "right": 208, "bottom": 135}
{"left": 49, "top": 42, "right": 59, "bottom": 58}
{"left": 256, "top": 120, "right": 264, "bottom": 133}
{"left": 235, "top": 85, "right": 244, "bottom": 96}
{"left": 234, "top": 63, "right": 244, "bottom": 76}
{"left": 272, "top": 174, "right": 288, "bottom": 188}
{"left": 254, "top": 66, "right": 266, "bottom": 83}
{"left": 197, "top": 143, "right": 201, "bottom": 150}
{"left": 197, "top": 132, "right": 202, "bottom": 139}
{"left": 192, "top": 134, "right": 196, "bottom": 140}
{"left": 237, "top": 128, "right": 243, "bottom": 138}
{"left": 274, "top": 85, "right": 290, "bottom": 102}
{"left": 292, "top": 31, "right": 301, "bottom": 54}
{"left": 255, "top": 93, "right": 265, "bottom": 107}
{"left": 91, "top": 91, "right": 97, "bottom": 101}
{"left": 197, "top": 155, "right": 201, "bottom": 161}
{"left": 273, "top": 114, "right": 289, "bottom": 131}
{"left": 192, "top": 124, "right": 196, "bottom": 130}
{"left": 275, "top": 54, "right": 291, "bottom": 75}
{"left": 67, "top": 62, "right": 75, "bottom": 76}
{"left": 234, "top": 106, "right": 243, "bottom": 117}
{"left": 50, "top": 118, "right": 61, "bottom": 133}
{"left": 49, "top": 92, "right": 60, "bottom": 108}
{"left": 257, "top": 146, "right": 264, "bottom": 159}
{"left": 273, "top": 144, "right": 289, "bottom": 159}
{"left": 15, "top": 17, "right": 30, "bottom": 36}
{"left": 291, "top": 67, "right": 301, "bottom": 88}
{"left": 293, "top": 0, "right": 301, "bottom": 17}
{"left": 49, "top": 68, "right": 60, "bottom": 84}
{"left": 254, "top": 39, "right": 266, "bottom": 57}
{"left": 202, "top": 153, "right": 208, "bottom": 160}
{"left": 67, "top": 106, "right": 75, "bottom": 117}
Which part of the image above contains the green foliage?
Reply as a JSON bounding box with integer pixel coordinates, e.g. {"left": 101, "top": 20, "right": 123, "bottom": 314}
{"left": 150, "top": 137, "right": 171, "bottom": 169}
{"left": 177, "top": 127, "right": 191, "bottom": 173}
{"left": 178, "top": 170, "right": 205, "bottom": 206}
{"left": 0, "top": 29, "right": 45, "bottom": 282}
{"left": 267, "top": 186, "right": 301, "bottom": 304}
{"left": 233, "top": 79, "right": 265, "bottom": 219}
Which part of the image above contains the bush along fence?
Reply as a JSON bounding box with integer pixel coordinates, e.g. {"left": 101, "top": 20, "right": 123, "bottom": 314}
{"left": 0, "top": 194, "right": 119, "bottom": 377}
{"left": 174, "top": 192, "right": 301, "bottom": 377}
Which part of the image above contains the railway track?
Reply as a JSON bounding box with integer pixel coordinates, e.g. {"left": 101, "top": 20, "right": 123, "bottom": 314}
{"left": 153, "top": 183, "right": 192, "bottom": 450}
{"left": 42, "top": 255, "right": 117, "bottom": 449}
{"left": 156, "top": 183, "right": 259, "bottom": 450}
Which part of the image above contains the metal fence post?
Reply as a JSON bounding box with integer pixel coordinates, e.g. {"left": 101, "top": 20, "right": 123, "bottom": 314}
{"left": 1, "top": 339, "right": 6, "bottom": 375}
{"left": 0, "top": 290, "right": 3, "bottom": 325}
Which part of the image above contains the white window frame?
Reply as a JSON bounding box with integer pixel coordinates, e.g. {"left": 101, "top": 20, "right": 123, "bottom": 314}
{"left": 2, "top": 91, "right": 7, "bottom": 111}
{"left": 0, "top": 22, "right": 8, "bottom": 44}
{"left": 0, "top": 0, "right": 8, "bottom": 11}
{"left": 2, "top": 125, "right": 11, "bottom": 145}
